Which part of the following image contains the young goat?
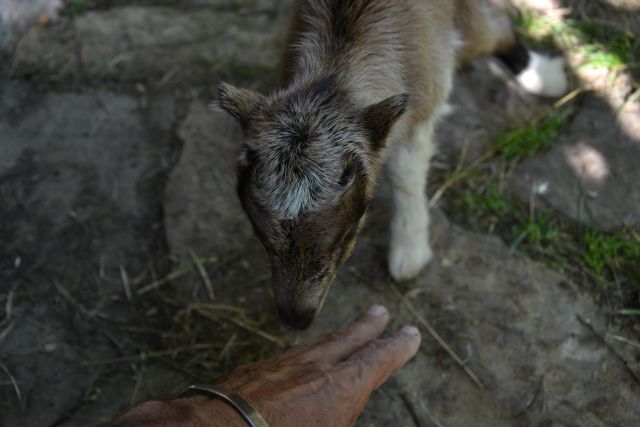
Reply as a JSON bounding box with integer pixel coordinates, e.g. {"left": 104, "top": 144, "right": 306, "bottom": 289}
{"left": 218, "top": 0, "right": 568, "bottom": 329}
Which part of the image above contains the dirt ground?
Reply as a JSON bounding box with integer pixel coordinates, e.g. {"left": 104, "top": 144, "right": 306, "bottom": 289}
{"left": 1, "top": 1, "right": 639, "bottom": 426}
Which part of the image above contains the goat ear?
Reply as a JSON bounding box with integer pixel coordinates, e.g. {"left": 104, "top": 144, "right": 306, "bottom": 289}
{"left": 215, "top": 82, "right": 266, "bottom": 129}
{"left": 362, "top": 93, "right": 409, "bottom": 151}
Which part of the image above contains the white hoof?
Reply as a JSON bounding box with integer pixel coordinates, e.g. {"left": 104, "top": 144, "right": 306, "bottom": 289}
{"left": 517, "top": 52, "right": 568, "bottom": 97}
{"left": 388, "top": 230, "right": 433, "bottom": 282}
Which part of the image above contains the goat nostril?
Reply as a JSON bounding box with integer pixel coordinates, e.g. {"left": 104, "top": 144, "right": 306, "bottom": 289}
{"left": 277, "top": 305, "right": 316, "bottom": 330}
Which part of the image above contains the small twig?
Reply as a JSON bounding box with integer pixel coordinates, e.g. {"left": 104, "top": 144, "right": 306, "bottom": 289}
{"left": 156, "top": 356, "right": 217, "bottom": 383}
{"left": 577, "top": 315, "right": 640, "bottom": 387}
{"left": 509, "top": 229, "right": 529, "bottom": 255}
{"left": 454, "top": 138, "right": 471, "bottom": 174}
{"left": 617, "top": 87, "right": 640, "bottom": 116}
{"left": 189, "top": 250, "right": 215, "bottom": 300}
{"left": 529, "top": 182, "right": 536, "bottom": 221}
{"left": 618, "top": 309, "right": 640, "bottom": 316}
{"left": 52, "top": 280, "right": 91, "bottom": 317}
{"left": 0, "top": 322, "right": 15, "bottom": 344}
{"left": 137, "top": 266, "right": 191, "bottom": 295}
{"left": 120, "top": 265, "right": 133, "bottom": 302}
{"left": 83, "top": 343, "right": 218, "bottom": 366}
{"left": 526, "top": 377, "right": 543, "bottom": 410}
{"left": 52, "top": 281, "right": 113, "bottom": 321}
{"left": 0, "top": 362, "right": 21, "bottom": 404}
{"left": 607, "top": 333, "right": 640, "bottom": 351}
{"left": 192, "top": 306, "right": 285, "bottom": 348}
{"left": 390, "top": 283, "right": 484, "bottom": 389}
{"left": 129, "top": 369, "right": 143, "bottom": 406}
{"left": 399, "top": 392, "right": 426, "bottom": 427}
{"left": 423, "top": 408, "right": 447, "bottom": 427}
{"left": 224, "top": 315, "right": 285, "bottom": 348}
{"left": 398, "top": 389, "right": 447, "bottom": 427}
{"left": 189, "top": 303, "right": 246, "bottom": 315}
{"left": 137, "top": 257, "right": 218, "bottom": 295}
{"left": 0, "top": 290, "right": 14, "bottom": 329}
{"left": 218, "top": 333, "right": 238, "bottom": 363}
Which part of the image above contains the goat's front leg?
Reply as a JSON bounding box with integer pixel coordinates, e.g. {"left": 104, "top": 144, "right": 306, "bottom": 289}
{"left": 387, "top": 119, "right": 436, "bottom": 281}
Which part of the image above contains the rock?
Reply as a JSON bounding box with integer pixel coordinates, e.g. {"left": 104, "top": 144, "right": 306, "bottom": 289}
{"left": 164, "top": 101, "right": 255, "bottom": 257}
{"left": 0, "top": 84, "right": 177, "bottom": 426}
{"left": 508, "top": 95, "right": 640, "bottom": 231}
{"left": 12, "top": 3, "right": 290, "bottom": 86}
{"left": 307, "top": 209, "right": 640, "bottom": 426}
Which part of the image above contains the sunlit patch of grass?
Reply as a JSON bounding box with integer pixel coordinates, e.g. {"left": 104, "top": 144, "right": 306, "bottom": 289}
{"left": 497, "top": 108, "right": 573, "bottom": 161}
{"left": 567, "top": 21, "right": 637, "bottom": 70}
{"left": 514, "top": 10, "right": 557, "bottom": 48}
{"left": 515, "top": 10, "right": 639, "bottom": 72}
{"left": 581, "top": 229, "right": 640, "bottom": 278}
{"left": 430, "top": 47, "right": 638, "bottom": 318}
{"left": 579, "top": 45, "right": 625, "bottom": 69}
{"left": 442, "top": 172, "right": 639, "bottom": 311}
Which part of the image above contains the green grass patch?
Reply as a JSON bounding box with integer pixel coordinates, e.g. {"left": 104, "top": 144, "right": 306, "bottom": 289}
{"left": 516, "top": 214, "right": 560, "bottom": 247}
{"left": 443, "top": 173, "right": 639, "bottom": 311}
{"left": 514, "top": 10, "right": 557, "bottom": 49}
{"left": 567, "top": 21, "right": 637, "bottom": 70}
{"left": 434, "top": 27, "right": 640, "bottom": 320}
{"left": 461, "top": 183, "right": 513, "bottom": 218}
{"left": 82, "top": 369, "right": 103, "bottom": 402}
{"left": 457, "top": 185, "right": 561, "bottom": 252}
{"left": 64, "top": 0, "right": 90, "bottom": 14}
{"left": 497, "top": 108, "right": 573, "bottom": 161}
{"left": 581, "top": 229, "right": 640, "bottom": 278}
{"left": 515, "top": 10, "right": 639, "bottom": 71}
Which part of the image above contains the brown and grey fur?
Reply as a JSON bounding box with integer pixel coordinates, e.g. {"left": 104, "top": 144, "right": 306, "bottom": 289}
{"left": 218, "top": 0, "right": 566, "bottom": 329}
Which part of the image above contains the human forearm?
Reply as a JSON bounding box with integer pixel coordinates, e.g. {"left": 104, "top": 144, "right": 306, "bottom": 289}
{"left": 107, "top": 396, "right": 245, "bottom": 427}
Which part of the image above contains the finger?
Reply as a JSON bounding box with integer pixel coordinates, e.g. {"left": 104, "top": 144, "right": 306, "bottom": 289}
{"left": 284, "top": 305, "right": 391, "bottom": 364}
{"left": 337, "top": 325, "right": 421, "bottom": 392}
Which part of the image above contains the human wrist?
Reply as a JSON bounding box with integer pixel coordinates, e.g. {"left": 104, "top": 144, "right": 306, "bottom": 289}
{"left": 181, "top": 395, "right": 248, "bottom": 427}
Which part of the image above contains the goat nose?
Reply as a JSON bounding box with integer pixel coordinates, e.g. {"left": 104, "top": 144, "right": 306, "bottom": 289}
{"left": 276, "top": 305, "right": 316, "bottom": 330}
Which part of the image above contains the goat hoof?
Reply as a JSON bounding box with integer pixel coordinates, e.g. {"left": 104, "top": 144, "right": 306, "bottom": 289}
{"left": 388, "top": 239, "right": 433, "bottom": 282}
{"left": 517, "top": 52, "right": 569, "bottom": 97}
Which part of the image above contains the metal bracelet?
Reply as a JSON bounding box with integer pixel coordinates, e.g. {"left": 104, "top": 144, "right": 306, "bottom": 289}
{"left": 186, "top": 384, "right": 270, "bottom": 427}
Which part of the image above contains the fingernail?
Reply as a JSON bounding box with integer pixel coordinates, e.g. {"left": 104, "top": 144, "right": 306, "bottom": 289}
{"left": 367, "top": 304, "right": 388, "bottom": 316}
{"left": 401, "top": 325, "right": 420, "bottom": 335}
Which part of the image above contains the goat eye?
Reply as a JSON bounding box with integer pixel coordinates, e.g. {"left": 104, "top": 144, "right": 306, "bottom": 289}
{"left": 244, "top": 148, "right": 258, "bottom": 164}
{"left": 338, "top": 165, "right": 354, "bottom": 187}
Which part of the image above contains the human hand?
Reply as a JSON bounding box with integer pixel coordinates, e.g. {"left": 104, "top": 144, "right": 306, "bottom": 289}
{"left": 200, "top": 304, "right": 420, "bottom": 426}
{"left": 109, "top": 305, "right": 421, "bottom": 427}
